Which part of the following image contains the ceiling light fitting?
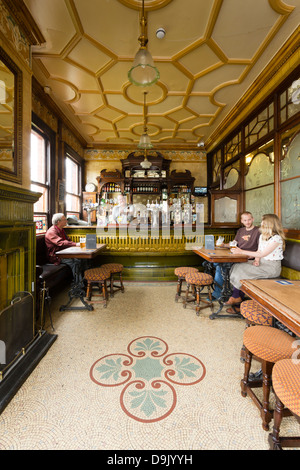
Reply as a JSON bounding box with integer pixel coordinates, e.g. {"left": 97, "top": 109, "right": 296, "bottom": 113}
{"left": 140, "top": 149, "right": 152, "bottom": 169}
{"left": 128, "top": 0, "right": 159, "bottom": 87}
{"left": 138, "top": 91, "right": 153, "bottom": 150}
{"left": 138, "top": 91, "right": 153, "bottom": 169}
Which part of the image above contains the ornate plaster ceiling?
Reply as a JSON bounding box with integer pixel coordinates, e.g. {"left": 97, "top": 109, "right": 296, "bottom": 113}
{"left": 25, "top": 0, "right": 300, "bottom": 150}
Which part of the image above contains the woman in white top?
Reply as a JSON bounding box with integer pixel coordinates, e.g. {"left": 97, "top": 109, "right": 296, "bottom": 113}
{"left": 225, "top": 214, "right": 285, "bottom": 310}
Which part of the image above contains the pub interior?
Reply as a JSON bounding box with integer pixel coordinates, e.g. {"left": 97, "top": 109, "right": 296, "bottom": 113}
{"left": 0, "top": 0, "right": 300, "bottom": 451}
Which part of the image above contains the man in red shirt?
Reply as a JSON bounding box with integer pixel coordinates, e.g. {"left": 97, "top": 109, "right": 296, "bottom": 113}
{"left": 45, "top": 213, "right": 85, "bottom": 279}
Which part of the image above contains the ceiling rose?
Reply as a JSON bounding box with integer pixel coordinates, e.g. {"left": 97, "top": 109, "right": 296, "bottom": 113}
{"left": 117, "top": 0, "right": 172, "bottom": 11}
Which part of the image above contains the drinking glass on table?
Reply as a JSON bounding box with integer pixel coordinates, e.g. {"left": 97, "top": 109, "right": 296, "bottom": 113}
{"left": 80, "top": 237, "right": 86, "bottom": 249}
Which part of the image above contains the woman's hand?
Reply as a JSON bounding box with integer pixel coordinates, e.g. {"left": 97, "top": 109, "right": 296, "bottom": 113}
{"left": 252, "top": 259, "right": 260, "bottom": 266}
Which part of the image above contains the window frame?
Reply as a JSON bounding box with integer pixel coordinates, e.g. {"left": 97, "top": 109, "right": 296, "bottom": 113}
{"left": 30, "top": 117, "right": 54, "bottom": 233}
{"left": 64, "top": 145, "right": 83, "bottom": 220}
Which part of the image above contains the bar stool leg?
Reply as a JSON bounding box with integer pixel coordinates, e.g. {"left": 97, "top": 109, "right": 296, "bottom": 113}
{"left": 86, "top": 281, "right": 92, "bottom": 301}
{"left": 241, "top": 347, "right": 252, "bottom": 397}
{"left": 261, "top": 360, "right": 274, "bottom": 431}
{"left": 102, "top": 280, "right": 107, "bottom": 308}
{"left": 175, "top": 277, "right": 183, "bottom": 302}
{"left": 119, "top": 272, "right": 125, "bottom": 292}
{"left": 110, "top": 273, "right": 114, "bottom": 297}
{"left": 196, "top": 286, "right": 201, "bottom": 316}
{"left": 183, "top": 283, "right": 190, "bottom": 308}
{"left": 268, "top": 395, "right": 284, "bottom": 450}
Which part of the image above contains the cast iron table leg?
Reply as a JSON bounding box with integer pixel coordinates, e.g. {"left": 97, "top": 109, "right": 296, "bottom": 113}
{"left": 59, "top": 262, "right": 93, "bottom": 311}
{"left": 209, "top": 262, "right": 241, "bottom": 319}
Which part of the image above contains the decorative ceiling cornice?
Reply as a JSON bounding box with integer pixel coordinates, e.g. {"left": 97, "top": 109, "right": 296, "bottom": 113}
{"left": 206, "top": 27, "right": 300, "bottom": 152}
{"left": 2, "top": 0, "right": 45, "bottom": 45}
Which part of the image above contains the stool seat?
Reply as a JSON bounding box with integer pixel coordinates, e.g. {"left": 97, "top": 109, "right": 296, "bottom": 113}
{"left": 272, "top": 359, "right": 300, "bottom": 417}
{"left": 185, "top": 272, "right": 214, "bottom": 286}
{"left": 243, "top": 325, "right": 295, "bottom": 363}
{"left": 101, "top": 263, "right": 123, "bottom": 273}
{"left": 269, "top": 359, "right": 300, "bottom": 450}
{"left": 240, "top": 300, "right": 273, "bottom": 326}
{"left": 84, "top": 267, "right": 111, "bottom": 307}
{"left": 85, "top": 267, "right": 111, "bottom": 281}
{"left": 174, "top": 267, "right": 198, "bottom": 277}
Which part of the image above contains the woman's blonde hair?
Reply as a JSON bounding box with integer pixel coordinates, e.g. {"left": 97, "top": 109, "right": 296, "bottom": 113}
{"left": 260, "top": 214, "right": 285, "bottom": 249}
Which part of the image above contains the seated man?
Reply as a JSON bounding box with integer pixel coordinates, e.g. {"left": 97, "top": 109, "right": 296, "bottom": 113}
{"left": 210, "top": 211, "right": 260, "bottom": 300}
{"left": 45, "top": 213, "right": 87, "bottom": 280}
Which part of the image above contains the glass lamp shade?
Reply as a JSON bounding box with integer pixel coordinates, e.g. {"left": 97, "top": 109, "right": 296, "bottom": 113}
{"left": 140, "top": 158, "right": 152, "bottom": 169}
{"left": 128, "top": 48, "right": 160, "bottom": 86}
{"left": 138, "top": 132, "right": 153, "bottom": 149}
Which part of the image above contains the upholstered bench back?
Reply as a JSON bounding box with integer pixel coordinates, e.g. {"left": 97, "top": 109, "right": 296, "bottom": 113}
{"left": 281, "top": 240, "right": 300, "bottom": 280}
{"left": 36, "top": 234, "right": 49, "bottom": 266}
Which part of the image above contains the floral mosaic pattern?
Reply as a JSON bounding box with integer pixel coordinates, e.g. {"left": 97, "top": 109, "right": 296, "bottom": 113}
{"left": 90, "top": 336, "right": 206, "bottom": 422}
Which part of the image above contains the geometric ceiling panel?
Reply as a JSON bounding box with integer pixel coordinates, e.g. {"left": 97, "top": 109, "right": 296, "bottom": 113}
{"left": 67, "top": 39, "right": 113, "bottom": 74}
{"left": 212, "top": 0, "right": 280, "bottom": 59}
{"left": 178, "top": 43, "right": 221, "bottom": 77}
{"left": 40, "top": 58, "right": 100, "bottom": 92}
{"left": 187, "top": 96, "right": 219, "bottom": 116}
{"left": 71, "top": 94, "right": 104, "bottom": 114}
{"left": 24, "top": 0, "right": 300, "bottom": 149}
{"left": 192, "top": 64, "right": 247, "bottom": 94}
{"left": 167, "top": 108, "right": 196, "bottom": 123}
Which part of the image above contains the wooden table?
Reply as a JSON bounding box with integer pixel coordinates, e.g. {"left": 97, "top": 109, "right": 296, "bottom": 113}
{"left": 241, "top": 278, "right": 300, "bottom": 336}
{"left": 193, "top": 247, "right": 249, "bottom": 319}
{"left": 56, "top": 243, "right": 106, "bottom": 311}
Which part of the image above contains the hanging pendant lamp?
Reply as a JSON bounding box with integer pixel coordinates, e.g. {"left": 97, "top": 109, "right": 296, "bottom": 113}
{"left": 128, "top": 0, "right": 159, "bottom": 87}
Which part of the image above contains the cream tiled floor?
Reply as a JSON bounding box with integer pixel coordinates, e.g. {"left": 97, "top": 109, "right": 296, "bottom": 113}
{"left": 0, "top": 282, "right": 299, "bottom": 450}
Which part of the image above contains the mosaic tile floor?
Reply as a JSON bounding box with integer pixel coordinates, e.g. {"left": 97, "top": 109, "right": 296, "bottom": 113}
{"left": 0, "top": 282, "right": 299, "bottom": 450}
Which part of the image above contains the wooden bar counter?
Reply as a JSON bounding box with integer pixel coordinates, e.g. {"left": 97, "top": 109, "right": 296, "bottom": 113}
{"left": 65, "top": 225, "right": 236, "bottom": 281}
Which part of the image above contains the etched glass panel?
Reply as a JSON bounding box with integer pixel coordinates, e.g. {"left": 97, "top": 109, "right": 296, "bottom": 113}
{"left": 212, "top": 149, "right": 221, "bottom": 184}
{"left": 245, "top": 185, "right": 274, "bottom": 225}
{"left": 245, "top": 152, "right": 274, "bottom": 190}
{"left": 279, "top": 78, "right": 300, "bottom": 124}
{"left": 281, "top": 179, "right": 300, "bottom": 229}
{"left": 214, "top": 196, "right": 237, "bottom": 223}
{"left": 280, "top": 131, "right": 300, "bottom": 180}
{"left": 224, "top": 168, "right": 239, "bottom": 189}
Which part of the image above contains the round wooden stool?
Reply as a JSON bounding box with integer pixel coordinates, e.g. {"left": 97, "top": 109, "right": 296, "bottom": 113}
{"left": 183, "top": 271, "right": 214, "bottom": 315}
{"left": 101, "top": 263, "right": 124, "bottom": 297}
{"left": 269, "top": 359, "right": 300, "bottom": 450}
{"left": 174, "top": 267, "right": 198, "bottom": 302}
{"left": 241, "top": 325, "right": 296, "bottom": 430}
{"left": 84, "top": 267, "right": 111, "bottom": 307}
{"left": 240, "top": 300, "right": 273, "bottom": 327}
{"left": 239, "top": 300, "right": 273, "bottom": 362}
